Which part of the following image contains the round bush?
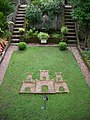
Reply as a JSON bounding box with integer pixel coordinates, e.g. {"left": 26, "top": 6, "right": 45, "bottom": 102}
{"left": 18, "top": 42, "right": 27, "bottom": 50}
{"left": 59, "top": 42, "right": 67, "bottom": 50}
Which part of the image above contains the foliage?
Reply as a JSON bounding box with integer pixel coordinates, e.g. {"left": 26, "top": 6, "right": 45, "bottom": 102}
{"left": 40, "top": 0, "right": 61, "bottom": 15}
{"left": 0, "top": 12, "right": 6, "bottom": 28}
{"left": 71, "top": 2, "right": 90, "bottom": 23}
{"left": 0, "top": 28, "right": 4, "bottom": 34}
{"left": 27, "top": 28, "right": 38, "bottom": 37}
{"left": 59, "top": 42, "right": 67, "bottom": 50}
{"left": 31, "top": 0, "right": 41, "bottom": 5}
{"left": 18, "top": 28, "right": 25, "bottom": 35}
{"left": 25, "top": 4, "right": 42, "bottom": 25}
{"left": 18, "top": 28, "right": 25, "bottom": 32}
{"left": 0, "top": 12, "right": 8, "bottom": 31}
{"left": 82, "top": 50, "right": 90, "bottom": 61}
{"left": 7, "top": 21, "right": 14, "bottom": 25}
{"left": 4, "top": 30, "right": 12, "bottom": 39}
{"left": 0, "top": 0, "right": 14, "bottom": 32}
{"left": 18, "top": 42, "right": 27, "bottom": 50}
{"left": 37, "top": 32, "right": 49, "bottom": 40}
{"left": 51, "top": 33, "right": 62, "bottom": 38}
{"left": 0, "top": 0, "right": 14, "bottom": 17}
{"left": 26, "top": 0, "right": 61, "bottom": 30}
{"left": 70, "top": 0, "right": 90, "bottom": 48}
{"left": 87, "top": 34, "right": 90, "bottom": 49}
{"left": 61, "top": 26, "right": 69, "bottom": 35}
{"left": 0, "top": 47, "right": 90, "bottom": 120}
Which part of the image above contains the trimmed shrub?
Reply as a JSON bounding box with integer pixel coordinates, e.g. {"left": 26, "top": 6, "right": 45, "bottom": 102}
{"left": 59, "top": 42, "right": 67, "bottom": 50}
{"left": 18, "top": 42, "right": 27, "bottom": 50}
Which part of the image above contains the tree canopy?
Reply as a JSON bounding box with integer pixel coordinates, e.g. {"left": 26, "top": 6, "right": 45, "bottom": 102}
{"left": 70, "top": 0, "right": 90, "bottom": 23}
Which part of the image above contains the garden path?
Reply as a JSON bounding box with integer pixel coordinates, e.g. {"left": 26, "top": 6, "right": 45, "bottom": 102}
{"left": 0, "top": 46, "right": 18, "bottom": 85}
{"left": 70, "top": 47, "right": 90, "bottom": 87}
{"left": 0, "top": 45, "right": 90, "bottom": 88}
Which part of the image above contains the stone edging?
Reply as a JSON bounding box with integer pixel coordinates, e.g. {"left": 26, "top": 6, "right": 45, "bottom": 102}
{"left": 78, "top": 45, "right": 90, "bottom": 71}
{"left": 70, "top": 47, "right": 90, "bottom": 87}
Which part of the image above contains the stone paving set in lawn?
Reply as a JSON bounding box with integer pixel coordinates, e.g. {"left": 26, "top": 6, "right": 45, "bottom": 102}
{"left": 20, "top": 70, "right": 69, "bottom": 94}
{"left": 0, "top": 45, "right": 90, "bottom": 91}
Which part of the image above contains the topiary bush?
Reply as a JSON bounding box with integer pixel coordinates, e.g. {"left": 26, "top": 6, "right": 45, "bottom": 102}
{"left": 59, "top": 42, "right": 67, "bottom": 50}
{"left": 18, "top": 42, "right": 27, "bottom": 50}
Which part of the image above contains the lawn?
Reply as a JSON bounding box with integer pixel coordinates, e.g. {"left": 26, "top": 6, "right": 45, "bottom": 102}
{"left": 0, "top": 46, "right": 90, "bottom": 120}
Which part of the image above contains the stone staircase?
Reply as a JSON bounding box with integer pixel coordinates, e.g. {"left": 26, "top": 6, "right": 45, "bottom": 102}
{"left": 11, "top": 5, "right": 27, "bottom": 43}
{"left": 64, "top": 5, "right": 77, "bottom": 45}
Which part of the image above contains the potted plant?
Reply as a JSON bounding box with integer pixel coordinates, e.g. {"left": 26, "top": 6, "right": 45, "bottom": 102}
{"left": 37, "top": 32, "right": 49, "bottom": 43}
{"left": 18, "top": 28, "right": 25, "bottom": 35}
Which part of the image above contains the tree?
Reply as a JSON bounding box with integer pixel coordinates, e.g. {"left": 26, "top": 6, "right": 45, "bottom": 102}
{"left": 70, "top": 0, "right": 90, "bottom": 47}
{"left": 25, "top": 4, "right": 42, "bottom": 28}
{"left": 0, "top": 0, "right": 14, "bottom": 17}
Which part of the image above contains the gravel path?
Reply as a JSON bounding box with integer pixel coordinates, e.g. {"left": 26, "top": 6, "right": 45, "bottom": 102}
{"left": 0, "top": 45, "right": 90, "bottom": 87}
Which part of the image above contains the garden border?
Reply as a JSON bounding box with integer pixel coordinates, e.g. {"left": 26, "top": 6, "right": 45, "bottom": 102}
{"left": 78, "top": 45, "right": 90, "bottom": 71}
{"left": 20, "top": 36, "right": 63, "bottom": 44}
{"left": 0, "top": 44, "right": 9, "bottom": 64}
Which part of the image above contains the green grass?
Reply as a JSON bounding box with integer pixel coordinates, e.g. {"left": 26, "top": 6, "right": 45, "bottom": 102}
{"left": 0, "top": 46, "right": 90, "bottom": 120}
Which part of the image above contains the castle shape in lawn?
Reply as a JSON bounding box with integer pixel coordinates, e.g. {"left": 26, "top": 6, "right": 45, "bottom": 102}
{"left": 20, "top": 70, "right": 70, "bottom": 94}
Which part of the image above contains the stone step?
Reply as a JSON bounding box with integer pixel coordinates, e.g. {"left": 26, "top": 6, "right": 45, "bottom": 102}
{"left": 20, "top": 5, "right": 27, "bottom": 8}
{"left": 68, "top": 28, "right": 75, "bottom": 32}
{"left": 67, "top": 40, "right": 77, "bottom": 44}
{"left": 65, "top": 9, "right": 72, "bottom": 12}
{"left": 68, "top": 44, "right": 77, "bottom": 47}
{"left": 65, "top": 7, "right": 72, "bottom": 10}
{"left": 65, "top": 19, "right": 74, "bottom": 22}
{"left": 67, "top": 32, "right": 76, "bottom": 36}
{"left": 18, "top": 8, "right": 26, "bottom": 11}
{"left": 65, "top": 22, "right": 75, "bottom": 25}
{"left": 65, "top": 5, "right": 72, "bottom": 8}
{"left": 12, "top": 31, "right": 20, "bottom": 34}
{"left": 15, "top": 16, "right": 25, "bottom": 20}
{"left": 66, "top": 25, "right": 75, "bottom": 28}
{"left": 15, "top": 20, "right": 24, "bottom": 24}
{"left": 65, "top": 15, "right": 72, "bottom": 18}
{"left": 12, "top": 35, "right": 20, "bottom": 38}
{"left": 65, "top": 12, "right": 72, "bottom": 15}
{"left": 17, "top": 11, "right": 26, "bottom": 14}
{"left": 13, "top": 27, "right": 20, "bottom": 30}
{"left": 14, "top": 24, "right": 23, "bottom": 27}
{"left": 16, "top": 14, "right": 25, "bottom": 17}
{"left": 66, "top": 36, "right": 76, "bottom": 39}
{"left": 11, "top": 39, "right": 20, "bottom": 43}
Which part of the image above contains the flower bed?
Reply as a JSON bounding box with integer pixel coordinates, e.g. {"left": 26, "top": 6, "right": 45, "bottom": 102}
{"left": 20, "top": 36, "right": 63, "bottom": 44}
{"left": 0, "top": 38, "right": 9, "bottom": 63}
{"left": 78, "top": 45, "right": 90, "bottom": 71}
